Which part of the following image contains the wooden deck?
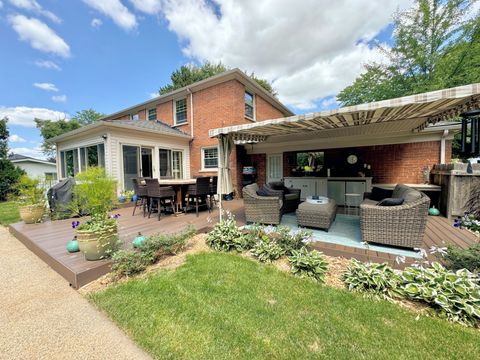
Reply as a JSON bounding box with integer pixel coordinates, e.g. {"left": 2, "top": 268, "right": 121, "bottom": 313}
{"left": 9, "top": 199, "right": 478, "bottom": 288}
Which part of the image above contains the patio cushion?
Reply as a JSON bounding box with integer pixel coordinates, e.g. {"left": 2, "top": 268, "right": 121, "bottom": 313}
{"left": 377, "top": 197, "right": 404, "bottom": 206}
{"left": 285, "top": 193, "right": 299, "bottom": 201}
{"left": 401, "top": 188, "right": 423, "bottom": 204}
{"left": 370, "top": 187, "right": 393, "bottom": 201}
{"left": 256, "top": 188, "right": 270, "bottom": 196}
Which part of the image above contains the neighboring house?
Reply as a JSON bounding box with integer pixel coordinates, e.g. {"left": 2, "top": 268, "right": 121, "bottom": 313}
{"left": 9, "top": 154, "right": 57, "bottom": 182}
{"left": 51, "top": 69, "right": 292, "bottom": 193}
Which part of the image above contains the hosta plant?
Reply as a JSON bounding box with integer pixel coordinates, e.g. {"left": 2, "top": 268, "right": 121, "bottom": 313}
{"left": 288, "top": 247, "right": 328, "bottom": 282}
{"left": 274, "top": 226, "right": 313, "bottom": 255}
{"left": 251, "top": 236, "right": 285, "bottom": 263}
{"left": 206, "top": 214, "right": 246, "bottom": 252}
{"left": 399, "top": 262, "right": 480, "bottom": 326}
{"left": 342, "top": 259, "right": 401, "bottom": 300}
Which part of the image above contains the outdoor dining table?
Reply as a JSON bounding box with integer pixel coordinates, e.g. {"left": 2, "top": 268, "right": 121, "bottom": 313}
{"left": 158, "top": 178, "right": 196, "bottom": 214}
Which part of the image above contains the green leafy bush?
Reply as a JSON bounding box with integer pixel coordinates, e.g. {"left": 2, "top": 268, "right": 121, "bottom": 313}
{"left": 288, "top": 247, "right": 328, "bottom": 282}
{"left": 342, "top": 259, "right": 401, "bottom": 300}
{"left": 206, "top": 215, "right": 246, "bottom": 252}
{"left": 251, "top": 236, "right": 285, "bottom": 263}
{"left": 274, "top": 226, "right": 312, "bottom": 255}
{"left": 140, "top": 225, "right": 196, "bottom": 261}
{"left": 111, "top": 250, "right": 150, "bottom": 277}
{"left": 399, "top": 262, "right": 480, "bottom": 326}
{"left": 445, "top": 244, "right": 480, "bottom": 273}
{"left": 14, "top": 175, "right": 45, "bottom": 206}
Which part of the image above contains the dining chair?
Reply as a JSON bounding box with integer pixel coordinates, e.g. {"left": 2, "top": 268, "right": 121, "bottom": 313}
{"left": 185, "top": 176, "right": 211, "bottom": 217}
{"left": 132, "top": 178, "right": 148, "bottom": 217}
{"left": 145, "top": 179, "right": 176, "bottom": 220}
{"left": 208, "top": 176, "right": 218, "bottom": 209}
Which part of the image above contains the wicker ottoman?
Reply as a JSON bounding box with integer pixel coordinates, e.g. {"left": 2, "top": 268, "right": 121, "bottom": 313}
{"left": 296, "top": 199, "right": 337, "bottom": 231}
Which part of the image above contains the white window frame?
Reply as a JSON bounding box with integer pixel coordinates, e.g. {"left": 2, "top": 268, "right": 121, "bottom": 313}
{"left": 174, "top": 98, "right": 188, "bottom": 125}
{"left": 201, "top": 146, "right": 219, "bottom": 171}
{"left": 148, "top": 107, "right": 157, "bottom": 121}
{"left": 244, "top": 90, "right": 255, "bottom": 121}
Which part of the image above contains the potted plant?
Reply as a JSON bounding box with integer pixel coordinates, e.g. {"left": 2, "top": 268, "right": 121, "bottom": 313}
{"left": 15, "top": 175, "right": 46, "bottom": 224}
{"left": 72, "top": 167, "right": 119, "bottom": 261}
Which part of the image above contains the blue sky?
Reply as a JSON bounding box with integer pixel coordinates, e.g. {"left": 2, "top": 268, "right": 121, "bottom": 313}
{"left": 0, "top": 0, "right": 405, "bottom": 159}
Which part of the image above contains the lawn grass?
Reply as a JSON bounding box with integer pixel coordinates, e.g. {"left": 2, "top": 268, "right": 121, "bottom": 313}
{"left": 90, "top": 252, "right": 480, "bottom": 360}
{"left": 0, "top": 201, "right": 20, "bottom": 225}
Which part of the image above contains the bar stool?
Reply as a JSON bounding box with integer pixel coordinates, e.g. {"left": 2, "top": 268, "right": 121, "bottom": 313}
{"left": 345, "top": 193, "right": 362, "bottom": 216}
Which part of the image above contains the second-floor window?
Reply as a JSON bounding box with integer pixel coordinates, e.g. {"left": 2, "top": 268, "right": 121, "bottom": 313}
{"left": 174, "top": 98, "right": 187, "bottom": 125}
{"left": 148, "top": 108, "right": 157, "bottom": 121}
{"left": 202, "top": 147, "right": 218, "bottom": 170}
{"left": 245, "top": 90, "right": 255, "bottom": 120}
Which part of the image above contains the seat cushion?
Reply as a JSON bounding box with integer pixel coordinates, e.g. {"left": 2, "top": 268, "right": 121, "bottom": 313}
{"left": 377, "top": 197, "right": 404, "bottom": 206}
{"left": 256, "top": 188, "right": 269, "bottom": 196}
{"left": 401, "top": 188, "right": 422, "bottom": 203}
{"left": 284, "top": 193, "right": 299, "bottom": 201}
{"left": 361, "top": 198, "right": 378, "bottom": 206}
{"left": 370, "top": 187, "right": 393, "bottom": 201}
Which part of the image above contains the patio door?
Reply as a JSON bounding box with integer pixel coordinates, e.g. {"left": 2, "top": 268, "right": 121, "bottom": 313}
{"left": 267, "top": 154, "right": 283, "bottom": 183}
{"left": 122, "top": 145, "right": 153, "bottom": 191}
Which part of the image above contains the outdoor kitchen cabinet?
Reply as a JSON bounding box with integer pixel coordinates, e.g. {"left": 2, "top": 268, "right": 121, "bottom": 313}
{"left": 284, "top": 177, "right": 327, "bottom": 200}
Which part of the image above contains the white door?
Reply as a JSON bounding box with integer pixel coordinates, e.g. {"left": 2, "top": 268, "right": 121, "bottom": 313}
{"left": 267, "top": 154, "right": 283, "bottom": 183}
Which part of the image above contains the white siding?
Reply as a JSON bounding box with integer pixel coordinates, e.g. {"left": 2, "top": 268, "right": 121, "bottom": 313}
{"left": 14, "top": 161, "right": 57, "bottom": 178}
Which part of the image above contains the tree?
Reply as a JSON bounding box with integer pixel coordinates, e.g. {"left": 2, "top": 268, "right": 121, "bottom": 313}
{"left": 159, "top": 62, "right": 277, "bottom": 96}
{"left": 0, "top": 117, "right": 25, "bottom": 201}
{"left": 337, "top": 0, "right": 480, "bottom": 107}
{"left": 71, "top": 108, "right": 105, "bottom": 125}
{"left": 35, "top": 118, "right": 81, "bottom": 160}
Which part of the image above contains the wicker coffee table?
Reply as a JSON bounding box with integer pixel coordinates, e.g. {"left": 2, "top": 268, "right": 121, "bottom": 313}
{"left": 296, "top": 199, "right": 337, "bottom": 231}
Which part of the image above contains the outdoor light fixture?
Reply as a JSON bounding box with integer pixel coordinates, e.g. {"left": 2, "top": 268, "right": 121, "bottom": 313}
{"left": 460, "top": 109, "right": 480, "bottom": 157}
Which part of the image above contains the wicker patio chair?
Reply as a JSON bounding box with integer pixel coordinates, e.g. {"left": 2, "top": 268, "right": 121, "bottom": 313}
{"left": 264, "top": 181, "right": 301, "bottom": 214}
{"left": 145, "top": 179, "right": 176, "bottom": 221}
{"left": 242, "top": 183, "right": 283, "bottom": 225}
{"left": 185, "top": 176, "right": 211, "bottom": 217}
{"left": 360, "top": 186, "right": 430, "bottom": 249}
{"left": 132, "top": 178, "right": 148, "bottom": 217}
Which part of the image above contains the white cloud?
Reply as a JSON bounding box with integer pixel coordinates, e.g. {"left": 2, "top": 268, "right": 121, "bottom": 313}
{"left": 159, "top": 0, "right": 412, "bottom": 109}
{"left": 33, "top": 82, "right": 58, "bottom": 92}
{"left": 0, "top": 1, "right": 3, "bottom": 9}
{"left": 10, "top": 146, "right": 46, "bottom": 159}
{"left": 0, "top": 106, "right": 68, "bottom": 127}
{"left": 91, "top": 18, "right": 103, "bottom": 28}
{"left": 8, "top": 0, "right": 62, "bottom": 23}
{"left": 129, "top": 0, "right": 162, "bottom": 14}
{"left": 83, "top": 0, "right": 137, "bottom": 30}
{"left": 9, "top": 134, "right": 27, "bottom": 143}
{"left": 149, "top": 92, "right": 159, "bottom": 99}
{"left": 8, "top": 15, "right": 70, "bottom": 57}
{"left": 34, "top": 59, "right": 61, "bottom": 70}
{"left": 51, "top": 94, "right": 67, "bottom": 103}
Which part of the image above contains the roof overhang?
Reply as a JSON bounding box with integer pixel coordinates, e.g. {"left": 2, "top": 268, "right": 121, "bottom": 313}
{"left": 11, "top": 159, "right": 56, "bottom": 166}
{"left": 51, "top": 120, "right": 192, "bottom": 143}
{"left": 209, "top": 83, "right": 480, "bottom": 142}
{"left": 102, "top": 69, "right": 293, "bottom": 120}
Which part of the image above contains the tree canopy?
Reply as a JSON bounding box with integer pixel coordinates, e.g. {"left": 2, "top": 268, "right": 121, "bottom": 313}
{"left": 71, "top": 108, "right": 105, "bottom": 125}
{"left": 0, "top": 117, "right": 25, "bottom": 200}
{"left": 337, "top": 0, "right": 480, "bottom": 106}
{"left": 159, "top": 62, "right": 277, "bottom": 96}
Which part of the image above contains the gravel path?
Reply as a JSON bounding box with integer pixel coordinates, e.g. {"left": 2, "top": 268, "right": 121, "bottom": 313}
{"left": 0, "top": 226, "right": 152, "bottom": 360}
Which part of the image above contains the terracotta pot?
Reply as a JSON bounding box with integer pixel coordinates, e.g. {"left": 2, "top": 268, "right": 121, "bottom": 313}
{"left": 19, "top": 204, "right": 45, "bottom": 224}
{"left": 76, "top": 226, "right": 118, "bottom": 261}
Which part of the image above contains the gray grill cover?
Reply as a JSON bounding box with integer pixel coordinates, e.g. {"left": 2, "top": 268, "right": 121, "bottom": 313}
{"left": 48, "top": 178, "right": 75, "bottom": 219}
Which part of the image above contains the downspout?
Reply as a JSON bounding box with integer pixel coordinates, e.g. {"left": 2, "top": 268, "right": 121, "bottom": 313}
{"left": 440, "top": 129, "right": 448, "bottom": 164}
{"left": 187, "top": 87, "right": 194, "bottom": 137}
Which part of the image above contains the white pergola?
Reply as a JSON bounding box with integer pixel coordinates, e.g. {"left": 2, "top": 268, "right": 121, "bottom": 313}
{"left": 211, "top": 83, "right": 480, "bottom": 218}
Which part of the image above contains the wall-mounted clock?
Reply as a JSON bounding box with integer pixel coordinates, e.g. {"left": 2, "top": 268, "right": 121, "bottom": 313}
{"left": 347, "top": 154, "right": 358, "bottom": 165}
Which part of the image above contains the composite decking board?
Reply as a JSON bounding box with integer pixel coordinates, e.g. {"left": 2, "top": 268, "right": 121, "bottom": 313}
{"left": 8, "top": 199, "right": 478, "bottom": 287}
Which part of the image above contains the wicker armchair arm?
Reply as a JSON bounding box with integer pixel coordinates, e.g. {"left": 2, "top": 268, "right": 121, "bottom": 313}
{"left": 360, "top": 196, "right": 430, "bottom": 217}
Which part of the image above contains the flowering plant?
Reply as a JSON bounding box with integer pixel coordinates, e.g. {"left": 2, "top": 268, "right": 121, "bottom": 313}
{"left": 454, "top": 213, "right": 480, "bottom": 235}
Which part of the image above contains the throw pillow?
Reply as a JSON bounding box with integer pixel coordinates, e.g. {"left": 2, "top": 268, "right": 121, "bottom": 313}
{"left": 377, "top": 197, "right": 404, "bottom": 206}
{"left": 256, "top": 188, "right": 269, "bottom": 196}
{"left": 370, "top": 187, "right": 393, "bottom": 201}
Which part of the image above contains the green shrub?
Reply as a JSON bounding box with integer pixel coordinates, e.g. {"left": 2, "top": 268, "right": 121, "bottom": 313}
{"left": 288, "top": 247, "right": 328, "bottom": 282}
{"left": 454, "top": 213, "right": 480, "bottom": 234}
{"left": 141, "top": 225, "right": 196, "bottom": 261}
{"left": 206, "top": 215, "right": 246, "bottom": 252}
{"left": 13, "top": 175, "right": 45, "bottom": 206}
{"left": 274, "top": 226, "right": 312, "bottom": 255}
{"left": 342, "top": 259, "right": 401, "bottom": 300}
{"left": 445, "top": 244, "right": 480, "bottom": 273}
{"left": 111, "top": 250, "right": 150, "bottom": 277}
{"left": 251, "top": 236, "right": 285, "bottom": 263}
{"left": 399, "top": 262, "right": 480, "bottom": 326}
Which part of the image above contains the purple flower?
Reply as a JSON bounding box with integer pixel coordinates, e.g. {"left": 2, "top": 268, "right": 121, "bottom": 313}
{"left": 71, "top": 221, "right": 80, "bottom": 229}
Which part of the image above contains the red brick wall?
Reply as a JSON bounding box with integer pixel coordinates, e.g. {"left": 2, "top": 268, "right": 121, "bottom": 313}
{"left": 268, "top": 140, "right": 449, "bottom": 185}
{"left": 256, "top": 95, "right": 285, "bottom": 121}
{"left": 250, "top": 153, "right": 266, "bottom": 187}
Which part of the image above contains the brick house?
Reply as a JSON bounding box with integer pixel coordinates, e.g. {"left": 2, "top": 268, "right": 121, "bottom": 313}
{"left": 51, "top": 69, "right": 292, "bottom": 193}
